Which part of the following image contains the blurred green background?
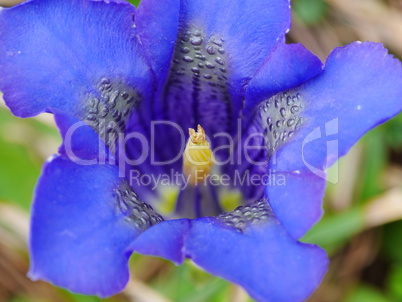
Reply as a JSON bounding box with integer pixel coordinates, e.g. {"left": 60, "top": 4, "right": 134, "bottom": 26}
{"left": 1, "top": 0, "right": 402, "bottom": 301}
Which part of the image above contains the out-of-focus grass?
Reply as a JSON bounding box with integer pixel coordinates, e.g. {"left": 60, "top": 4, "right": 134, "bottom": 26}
{"left": 127, "top": 0, "right": 140, "bottom": 6}
{"left": 1, "top": 0, "right": 402, "bottom": 302}
{"left": 0, "top": 108, "right": 59, "bottom": 210}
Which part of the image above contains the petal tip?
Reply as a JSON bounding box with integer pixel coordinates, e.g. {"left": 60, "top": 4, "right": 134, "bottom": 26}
{"left": 27, "top": 269, "right": 40, "bottom": 282}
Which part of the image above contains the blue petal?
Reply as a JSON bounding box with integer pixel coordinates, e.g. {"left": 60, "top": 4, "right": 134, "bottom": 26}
{"left": 0, "top": 0, "right": 152, "bottom": 117}
{"left": 268, "top": 42, "right": 402, "bottom": 238}
{"left": 131, "top": 219, "right": 190, "bottom": 265}
{"left": 136, "top": 0, "right": 180, "bottom": 87}
{"left": 54, "top": 112, "right": 108, "bottom": 162}
{"left": 131, "top": 200, "right": 328, "bottom": 301}
{"left": 137, "top": 0, "right": 291, "bottom": 92}
{"left": 246, "top": 43, "right": 323, "bottom": 110}
{"left": 183, "top": 216, "right": 328, "bottom": 302}
{"left": 266, "top": 171, "right": 326, "bottom": 239}
{"left": 28, "top": 155, "right": 163, "bottom": 297}
{"left": 178, "top": 0, "right": 291, "bottom": 89}
{"left": 275, "top": 42, "right": 402, "bottom": 172}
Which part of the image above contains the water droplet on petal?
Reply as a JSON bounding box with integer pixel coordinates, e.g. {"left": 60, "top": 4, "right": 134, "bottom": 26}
{"left": 215, "top": 57, "right": 224, "bottom": 65}
{"left": 207, "top": 45, "right": 215, "bottom": 55}
{"left": 295, "top": 117, "right": 303, "bottom": 130}
{"left": 183, "top": 56, "right": 194, "bottom": 63}
{"left": 181, "top": 47, "right": 190, "bottom": 54}
{"left": 287, "top": 118, "right": 295, "bottom": 127}
{"left": 280, "top": 108, "right": 287, "bottom": 118}
{"left": 100, "top": 78, "right": 110, "bottom": 85}
{"left": 191, "top": 36, "right": 203, "bottom": 46}
{"left": 291, "top": 105, "right": 300, "bottom": 113}
{"left": 205, "top": 62, "right": 215, "bottom": 69}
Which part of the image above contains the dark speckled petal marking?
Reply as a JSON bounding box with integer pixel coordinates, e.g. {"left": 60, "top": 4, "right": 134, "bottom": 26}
{"left": 218, "top": 198, "right": 274, "bottom": 233}
{"left": 259, "top": 91, "right": 305, "bottom": 157}
{"left": 83, "top": 78, "right": 141, "bottom": 154}
{"left": 114, "top": 181, "right": 164, "bottom": 230}
{"left": 164, "top": 27, "right": 231, "bottom": 142}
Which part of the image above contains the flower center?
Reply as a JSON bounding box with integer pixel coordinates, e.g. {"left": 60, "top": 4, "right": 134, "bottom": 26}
{"left": 79, "top": 30, "right": 307, "bottom": 230}
{"left": 141, "top": 27, "right": 239, "bottom": 218}
{"left": 182, "top": 124, "right": 214, "bottom": 186}
{"left": 162, "top": 27, "right": 232, "bottom": 149}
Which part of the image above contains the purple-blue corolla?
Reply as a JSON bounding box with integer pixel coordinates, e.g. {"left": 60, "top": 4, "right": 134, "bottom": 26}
{"left": 1, "top": 0, "right": 402, "bottom": 301}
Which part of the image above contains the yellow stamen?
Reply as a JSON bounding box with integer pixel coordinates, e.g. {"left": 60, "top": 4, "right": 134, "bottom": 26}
{"left": 183, "top": 125, "right": 214, "bottom": 186}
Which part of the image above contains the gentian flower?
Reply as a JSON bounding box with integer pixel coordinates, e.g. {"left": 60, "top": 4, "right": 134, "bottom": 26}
{"left": 1, "top": 0, "right": 402, "bottom": 301}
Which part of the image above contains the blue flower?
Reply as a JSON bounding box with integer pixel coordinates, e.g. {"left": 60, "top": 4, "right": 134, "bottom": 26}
{"left": 1, "top": 0, "right": 402, "bottom": 301}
